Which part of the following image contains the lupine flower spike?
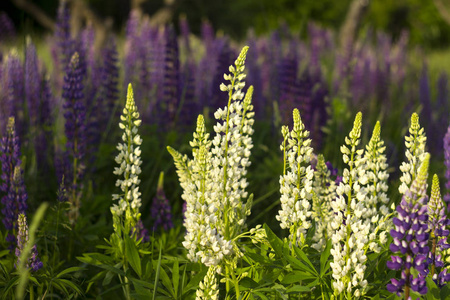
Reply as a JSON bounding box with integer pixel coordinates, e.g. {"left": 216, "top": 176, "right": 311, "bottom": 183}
{"left": 427, "top": 174, "right": 450, "bottom": 287}
{"left": 0, "top": 117, "right": 26, "bottom": 248}
{"left": 196, "top": 266, "right": 219, "bottom": 300}
{"left": 387, "top": 153, "right": 430, "bottom": 298}
{"left": 363, "top": 121, "right": 391, "bottom": 252}
{"left": 15, "top": 213, "right": 43, "bottom": 271}
{"left": 399, "top": 113, "right": 427, "bottom": 195}
{"left": 330, "top": 112, "right": 369, "bottom": 298}
{"left": 311, "top": 154, "right": 335, "bottom": 251}
{"left": 63, "top": 52, "right": 86, "bottom": 224}
{"left": 112, "top": 83, "right": 143, "bottom": 234}
{"left": 169, "top": 46, "right": 255, "bottom": 269}
{"left": 276, "top": 108, "right": 314, "bottom": 247}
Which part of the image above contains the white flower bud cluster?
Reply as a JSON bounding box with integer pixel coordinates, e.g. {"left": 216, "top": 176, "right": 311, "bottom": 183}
{"left": 276, "top": 109, "right": 314, "bottom": 247}
{"left": 169, "top": 46, "right": 254, "bottom": 268}
{"left": 330, "top": 112, "right": 369, "bottom": 297}
{"left": 311, "top": 154, "right": 336, "bottom": 251}
{"left": 398, "top": 113, "right": 427, "bottom": 195}
{"left": 362, "top": 121, "right": 391, "bottom": 253}
{"left": 196, "top": 266, "right": 219, "bottom": 300}
{"left": 111, "top": 84, "right": 143, "bottom": 229}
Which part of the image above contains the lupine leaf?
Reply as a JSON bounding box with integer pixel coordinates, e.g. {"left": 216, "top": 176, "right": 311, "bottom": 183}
{"left": 264, "top": 223, "right": 283, "bottom": 257}
{"left": 124, "top": 233, "right": 142, "bottom": 277}
{"left": 320, "top": 239, "right": 332, "bottom": 276}
{"left": 286, "top": 285, "right": 311, "bottom": 293}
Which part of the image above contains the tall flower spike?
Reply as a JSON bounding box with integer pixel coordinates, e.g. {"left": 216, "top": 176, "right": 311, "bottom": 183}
{"left": 169, "top": 46, "right": 254, "bottom": 269}
{"left": 428, "top": 174, "right": 450, "bottom": 287}
{"left": 63, "top": 52, "right": 86, "bottom": 224}
{"left": 112, "top": 84, "right": 143, "bottom": 234}
{"left": 330, "top": 112, "right": 370, "bottom": 298}
{"left": 15, "top": 213, "right": 43, "bottom": 271}
{"left": 311, "top": 154, "right": 336, "bottom": 251}
{"left": 387, "top": 153, "right": 430, "bottom": 297}
{"left": 363, "top": 121, "right": 391, "bottom": 253}
{"left": 0, "top": 117, "right": 26, "bottom": 248}
{"left": 276, "top": 108, "right": 314, "bottom": 247}
{"left": 399, "top": 113, "right": 427, "bottom": 195}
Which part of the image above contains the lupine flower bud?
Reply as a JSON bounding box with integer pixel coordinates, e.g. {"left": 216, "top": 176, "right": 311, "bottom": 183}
{"left": 15, "top": 213, "right": 43, "bottom": 271}
{"left": 427, "top": 174, "right": 450, "bottom": 287}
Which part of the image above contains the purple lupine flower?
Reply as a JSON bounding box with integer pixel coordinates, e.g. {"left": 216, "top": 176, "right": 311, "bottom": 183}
{"left": 34, "top": 76, "right": 54, "bottom": 172}
{"left": 0, "top": 12, "right": 16, "bottom": 41}
{"left": 62, "top": 52, "right": 86, "bottom": 223}
{"left": 1, "top": 52, "right": 25, "bottom": 138}
{"left": 387, "top": 154, "right": 430, "bottom": 297}
{"left": 123, "top": 9, "right": 141, "bottom": 100}
{"left": 245, "top": 30, "right": 264, "bottom": 118}
{"left": 434, "top": 72, "right": 449, "bottom": 152}
{"left": 25, "top": 39, "right": 41, "bottom": 130}
{"left": 160, "top": 25, "right": 180, "bottom": 127}
{"left": 0, "top": 118, "right": 26, "bottom": 248}
{"left": 57, "top": 175, "right": 68, "bottom": 203}
{"left": 15, "top": 213, "right": 43, "bottom": 271}
{"left": 428, "top": 174, "right": 450, "bottom": 287}
{"left": 150, "top": 172, "right": 173, "bottom": 231}
{"left": 132, "top": 219, "right": 149, "bottom": 242}
{"left": 55, "top": 0, "right": 75, "bottom": 69}
{"left": 444, "top": 125, "right": 450, "bottom": 209}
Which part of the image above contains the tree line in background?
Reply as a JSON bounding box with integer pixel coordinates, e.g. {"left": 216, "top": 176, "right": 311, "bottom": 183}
{"left": 1, "top": 0, "right": 450, "bottom": 48}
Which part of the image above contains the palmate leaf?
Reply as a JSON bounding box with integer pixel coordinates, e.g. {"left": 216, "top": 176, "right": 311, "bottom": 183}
{"left": 124, "top": 233, "right": 142, "bottom": 277}
{"left": 263, "top": 223, "right": 284, "bottom": 257}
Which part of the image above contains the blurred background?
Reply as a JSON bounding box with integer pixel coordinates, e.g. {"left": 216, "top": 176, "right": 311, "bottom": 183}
{"left": 1, "top": 0, "right": 450, "bottom": 48}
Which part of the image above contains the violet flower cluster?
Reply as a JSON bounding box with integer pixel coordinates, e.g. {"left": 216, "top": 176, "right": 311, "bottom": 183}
{"left": 62, "top": 52, "right": 87, "bottom": 224}
{"left": 387, "top": 154, "right": 430, "bottom": 297}
{"left": 0, "top": 117, "right": 26, "bottom": 248}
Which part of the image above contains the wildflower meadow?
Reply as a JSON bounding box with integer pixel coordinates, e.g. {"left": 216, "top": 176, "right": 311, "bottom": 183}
{"left": 1, "top": 1, "right": 450, "bottom": 299}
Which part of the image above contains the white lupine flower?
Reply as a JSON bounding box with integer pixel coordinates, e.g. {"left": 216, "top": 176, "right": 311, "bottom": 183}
{"left": 196, "top": 266, "right": 219, "bottom": 300}
{"left": 111, "top": 84, "right": 143, "bottom": 232}
{"left": 276, "top": 109, "right": 314, "bottom": 247}
{"left": 399, "top": 113, "right": 427, "bottom": 195}
{"left": 169, "top": 47, "right": 254, "bottom": 268}
{"left": 359, "top": 121, "right": 393, "bottom": 253}
{"left": 330, "top": 112, "right": 371, "bottom": 298}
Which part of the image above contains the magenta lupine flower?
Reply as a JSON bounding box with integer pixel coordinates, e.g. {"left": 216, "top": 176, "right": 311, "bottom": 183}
{"left": 150, "top": 173, "right": 173, "bottom": 232}
{"left": 15, "top": 213, "right": 43, "bottom": 271}
{"left": 0, "top": 118, "right": 26, "bottom": 248}
{"left": 387, "top": 154, "right": 430, "bottom": 297}
{"left": 444, "top": 125, "right": 450, "bottom": 209}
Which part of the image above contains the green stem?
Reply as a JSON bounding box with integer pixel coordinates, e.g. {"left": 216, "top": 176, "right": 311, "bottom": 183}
{"left": 231, "top": 267, "right": 240, "bottom": 299}
{"left": 53, "top": 202, "right": 61, "bottom": 268}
